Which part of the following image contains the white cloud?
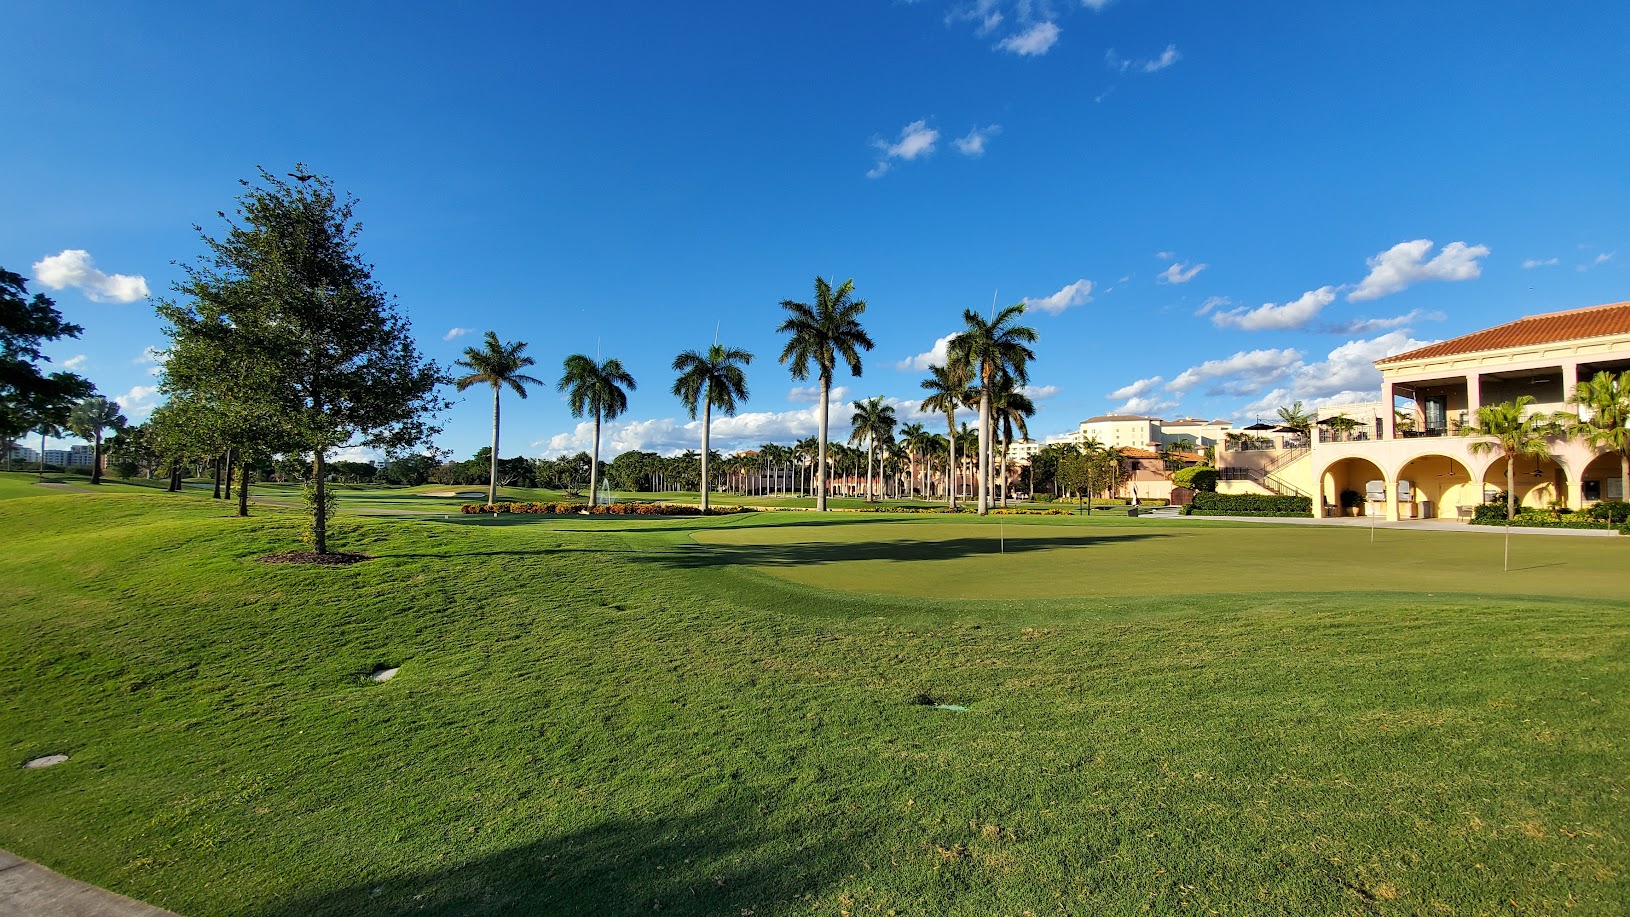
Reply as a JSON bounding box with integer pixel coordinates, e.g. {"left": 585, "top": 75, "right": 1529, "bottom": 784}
{"left": 1195, "top": 295, "right": 1230, "bottom": 316}
{"left": 955, "top": 124, "right": 1002, "bottom": 157}
{"left": 997, "top": 21, "right": 1060, "bottom": 56}
{"left": 1114, "top": 395, "right": 1179, "bottom": 416}
{"left": 1522, "top": 257, "right": 1558, "bottom": 269}
{"left": 1021, "top": 384, "right": 1060, "bottom": 400}
{"left": 443, "top": 327, "right": 473, "bottom": 341}
{"left": 1157, "top": 261, "right": 1206, "bottom": 285}
{"left": 1169, "top": 348, "right": 1303, "bottom": 396}
{"left": 787, "top": 384, "right": 849, "bottom": 404}
{"left": 1211, "top": 286, "right": 1338, "bottom": 331}
{"left": 135, "top": 345, "right": 162, "bottom": 364}
{"left": 896, "top": 333, "right": 958, "bottom": 371}
{"left": 31, "top": 250, "right": 149, "bottom": 303}
{"left": 63, "top": 354, "right": 87, "bottom": 370}
{"left": 1082, "top": 0, "right": 1113, "bottom": 9}
{"left": 1239, "top": 331, "right": 1433, "bottom": 415}
{"left": 332, "top": 445, "right": 385, "bottom": 464}
{"left": 1577, "top": 251, "right": 1615, "bottom": 272}
{"left": 117, "top": 384, "right": 162, "bottom": 421}
{"left": 1155, "top": 251, "right": 1176, "bottom": 261}
{"left": 1348, "top": 239, "right": 1489, "bottom": 302}
{"left": 1107, "top": 45, "right": 1181, "bottom": 74}
{"left": 868, "top": 120, "right": 940, "bottom": 178}
{"left": 1323, "top": 309, "right": 1443, "bottom": 335}
{"left": 1106, "top": 376, "right": 1164, "bottom": 401}
{"left": 1023, "top": 279, "right": 1093, "bottom": 315}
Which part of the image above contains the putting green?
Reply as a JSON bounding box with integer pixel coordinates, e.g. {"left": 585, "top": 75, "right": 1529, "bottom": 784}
{"left": 691, "top": 516, "right": 1630, "bottom": 600}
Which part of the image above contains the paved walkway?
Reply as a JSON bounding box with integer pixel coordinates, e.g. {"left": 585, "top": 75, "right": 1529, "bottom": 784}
{"left": 1161, "top": 514, "right": 1620, "bottom": 537}
{"left": 0, "top": 850, "right": 176, "bottom": 916}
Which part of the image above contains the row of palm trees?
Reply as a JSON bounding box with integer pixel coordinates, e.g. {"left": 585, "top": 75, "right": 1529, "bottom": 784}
{"left": 454, "top": 276, "right": 1041, "bottom": 514}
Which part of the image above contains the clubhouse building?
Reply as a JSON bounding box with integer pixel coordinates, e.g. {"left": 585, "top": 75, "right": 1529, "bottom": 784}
{"left": 1217, "top": 300, "right": 1630, "bottom": 520}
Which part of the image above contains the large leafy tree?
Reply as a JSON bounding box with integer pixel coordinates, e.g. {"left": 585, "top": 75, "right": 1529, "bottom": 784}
{"left": 1, "top": 268, "right": 92, "bottom": 468}
{"left": 454, "top": 332, "right": 543, "bottom": 507}
{"left": 920, "top": 363, "right": 974, "bottom": 509}
{"left": 848, "top": 395, "right": 898, "bottom": 502}
{"left": 67, "top": 396, "right": 127, "bottom": 485}
{"left": 777, "top": 277, "right": 874, "bottom": 512}
{"left": 1462, "top": 396, "right": 1558, "bottom": 520}
{"left": 1560, "top": 370, "right": 1630, "bottom": 501}
{"left": 948, "top": 304, "right": 1037, "bottom": 515}
{"left": 157, "top": 167, "right": 447, "bottom": 553}
{"left": 672, "top": 344, "right": 752, "bottom": 512}
{"left": 558, "top": 354, "right": 636, "bottom": 507}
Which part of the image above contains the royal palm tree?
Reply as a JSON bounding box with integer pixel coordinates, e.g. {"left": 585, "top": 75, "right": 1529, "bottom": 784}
{"left": 558, "top": 354, "right": 636, "bottom": 507}
{"left": 948, "top": 304, "right": 1038, "bottom": 514}
{"left": 67, "top": 396, "right": 127, "bottom": 485}
{"left": 1560, "top": 370, "right": 1630, "bottom": 501}
{"left": 848, "top": 396, "right": 897, "bottom": 502}
{"left": 1462, "top": 396, "right": 1558, "bottom": 520}
{"left": 777, "top": 277, "right": 874, "bottom": 511}
{"left": 990, "top": 374, "right": 1035, "bottom": 507}
{"left": 794, "top": 436, "right": 820, "bottom": 496}
{"left": 920, "top": 363, "right": 974, "bottom": 509}
{"left": 899, "top": 422, "right": 931, "bottom": 499}
{"left": 672, "top": 344, "right": 752, "bottom": 513}
{"left": 456, "top": 332, "right": 543, "bottom": 506}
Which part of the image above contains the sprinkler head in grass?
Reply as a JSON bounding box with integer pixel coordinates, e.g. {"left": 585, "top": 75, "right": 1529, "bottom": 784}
{"left": 908, "top": 692, "right": 936, "bottom": 706}
{"left": 24, "top": 754, "right": 69, "bottom": 769}
{"left": 367, "top": 665, "right": 400, "bottom": 683}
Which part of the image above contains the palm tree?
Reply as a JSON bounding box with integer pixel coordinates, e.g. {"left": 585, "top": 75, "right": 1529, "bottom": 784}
{"left": 848, "top": 396, "right": 897, "bottom": 502}
{"left": 1461, "top": 396, "right": 1558, "bottom": 520}
{"left": 67, "top": 397, "right": 127, "bottom": 485}
{"left": 455, "top": 332, "right": 544, "bottom": 506}
{"left": 672, "top": 344, "right": 753, "bottom": 512}
{"left": 954, "top": 421, "right": 979, "bottom": 500}
{"left": 1276, "top": 401, "right": 1314, "bottom": 437}
{"left": 1560, "top": 370, "right": 1630, "bottom": 501}
{"left": 899, "top": 422, "right": 931, "bottom": 499}
{"left": 558, "top": 355, "right": 637, "bottom": 507}
{"left": 990, "top": 375, "right": 1035, "bottom": 507}
{"left": 777, "top": 277, "right": 875, "bottom": 511}
{"left": 948, "top": 304, "right": 1038, "bottom": 515}
{"left": 794, "top": 436, "right": 820, "bottom": 496}
{"left": 920, "top": 363, "right": 974, "bottom": 509}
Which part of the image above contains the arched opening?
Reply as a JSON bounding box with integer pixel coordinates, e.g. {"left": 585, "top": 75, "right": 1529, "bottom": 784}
{"left": 1482, "top": 453, "right": 1568, "bottom": 510}
{"left": 1319, "top": 457, "right": 1386, "bottom": 517}
{"left": 1396, "top": 454, "right": 1475, "bottom": 520}
{"left": 1580, "top": 451, "right": 1627, "bottom": 504}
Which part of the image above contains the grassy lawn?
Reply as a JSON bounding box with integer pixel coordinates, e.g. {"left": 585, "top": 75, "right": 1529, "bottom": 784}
{"left": 1, "top": 471, "right": 1626, "bottom": 914}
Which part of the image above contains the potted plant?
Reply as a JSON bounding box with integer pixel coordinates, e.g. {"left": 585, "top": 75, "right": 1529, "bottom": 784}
{"left": 1340, "top": 489, "right": 1364, "bottom": 517}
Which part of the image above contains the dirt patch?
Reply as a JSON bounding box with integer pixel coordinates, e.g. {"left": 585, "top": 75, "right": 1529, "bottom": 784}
{"left": 257, "top": 551, "right": 371, "bottom": 566}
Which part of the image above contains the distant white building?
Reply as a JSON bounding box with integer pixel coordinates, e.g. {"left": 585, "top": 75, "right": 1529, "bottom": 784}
{"left": 7, "top": 443, "right": 39, "bottom": 463}
{"left": 1051, "top": 415, "right": 1235, "bottom": 452}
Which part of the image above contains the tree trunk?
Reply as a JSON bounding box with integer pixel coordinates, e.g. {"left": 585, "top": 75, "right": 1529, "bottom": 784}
{"left": 238, "top": 456, "right": 251, "bottom": 517}
{"left": 866, "top": 438, "right": 874, "bottom": 502}
{"left": 39, "top": 429, "right": 47, "bottom": 477}
{"left": 313, "top": 449, "right": 329, "bottom": 554}
{"left": 223, "top": 448, "right": 236, "bottom": 500}
{"left": 977, "top": 391, "right": 991, "bottom": 515}
{"left": 1506, "top": 452, "right": 1516, "bottom": 520}
{"left": 488, "top": 386, "right": 501, "bottom": 507}
{"left": 167, "top": 462, "right": 181, "bottom": 492}
{"left": 945, "top": 415, "right": 958, "bottom": 509}
{"left": 816, "top": 377, "right": 830, "bottom": 511}
{"left": 91, "top": 429, "right": 104, "bottom": 484}
{"left": 1621, "top": 451, "right": 1628, "bottom": 504}
{"left": 589, "top": 410, "right": 602, "bottom": 507}
{"left": 1000, "top": 429, "right": 1010, "bottom": 508}
{"left": 699, "top": 390, "right": 712, "bottom": 513}
{"left": 213, "top": 456, "right": 222, "bottom": 499}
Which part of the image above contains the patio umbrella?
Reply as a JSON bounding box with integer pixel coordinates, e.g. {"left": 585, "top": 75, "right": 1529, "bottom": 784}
{"left": 1242, "top": 422, "right": 1277, "bottom": 431}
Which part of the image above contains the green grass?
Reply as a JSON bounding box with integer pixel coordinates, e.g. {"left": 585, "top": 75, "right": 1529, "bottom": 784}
{"left": 1, "top": 471, "right": 1626, "bottom": 915}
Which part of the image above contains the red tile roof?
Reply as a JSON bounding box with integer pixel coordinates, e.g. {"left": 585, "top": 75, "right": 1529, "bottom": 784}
{"left": 1377, "top": 300, "right": 1630, "bottom": 365}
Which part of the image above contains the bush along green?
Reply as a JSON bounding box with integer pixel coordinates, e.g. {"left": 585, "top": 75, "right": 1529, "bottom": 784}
{"left": 1469, "top": 506, "right": 1619, "bottom": 531}
{"left": 1171, "top": 465, "right": 1219, "bottom": 492}
{"left": 461, "top": 501, "right": 745, "bottom": 516}
{"left": 1185, "top": 492, "right": 1311, "bottom": 516}
{"left": 1583, "top": 499, "right": 1630, "bottom": 524}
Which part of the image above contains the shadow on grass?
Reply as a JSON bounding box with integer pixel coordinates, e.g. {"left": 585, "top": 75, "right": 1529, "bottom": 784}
{"left": 649, "top": 532, "right": 1177, "bottom": 569}
{"left": 261, "top": 795, "right": 850, "bottom": 917}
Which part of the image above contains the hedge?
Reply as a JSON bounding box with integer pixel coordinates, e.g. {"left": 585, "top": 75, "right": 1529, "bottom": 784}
{"left": 1171, "top": 465, "right": 1218, "bottom": 492}
{"left": 1185, "top": 492, "right": 1311, "bottom": 516}
{"left": 461, "top": 501, "right": 744, "bottom": 516}
{"left": 1468, "top": 506, "right": 1620, "bottom": 531}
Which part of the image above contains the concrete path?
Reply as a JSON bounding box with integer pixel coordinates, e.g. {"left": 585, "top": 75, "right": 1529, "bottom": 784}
{"left": 1157, "top": 514, "right": 1621, "bottom": 537}
{"left": 0, "top": 850, "right": 176, "bottom": 916}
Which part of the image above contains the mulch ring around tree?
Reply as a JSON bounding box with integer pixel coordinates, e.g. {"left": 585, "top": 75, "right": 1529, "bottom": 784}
{"left": 257, "top": 551, "right": 372, "bottom": 566}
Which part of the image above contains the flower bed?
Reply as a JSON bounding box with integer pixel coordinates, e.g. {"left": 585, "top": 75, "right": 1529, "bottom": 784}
{"left": 461, "top": 501, "right": 744, "bottom": 516}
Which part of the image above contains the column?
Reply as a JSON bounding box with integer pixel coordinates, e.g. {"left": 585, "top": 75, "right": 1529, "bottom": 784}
{"left": 1558, "top": 360, "right": 1581, "bottom": 410}
{"left": 1465, "top": 370, "right": 1480, "bottom": 423}
{"left": 1567, "top": 472, "right": 1584, "bottom": 512}
{"left": 1380, "top": 380, "right": 1395, "bottom": 440}
{"left": 1386, "top": 478, "right": 1400, "bottom": 522}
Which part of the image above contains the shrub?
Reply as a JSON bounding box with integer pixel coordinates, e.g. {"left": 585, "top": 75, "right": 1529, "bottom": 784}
{"left": 1171, "top": 465, "right": 1218, "bottom": 492}
{"left": 1471, "top": 502, "right": 1509, "bottom": 525}
{"left": 1185, "top": 492, "right": 1311, "bottom": 516}
{"left": 1339, "top": 489, "right": 1364, "bottom": 510}
{"left": 1584, "top": 499, "right": 1630, "bottom": 524}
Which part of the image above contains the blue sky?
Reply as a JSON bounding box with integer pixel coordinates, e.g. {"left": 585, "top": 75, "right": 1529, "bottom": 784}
{"left": 4, "top": 1, "right": 1627, "bottom": 459}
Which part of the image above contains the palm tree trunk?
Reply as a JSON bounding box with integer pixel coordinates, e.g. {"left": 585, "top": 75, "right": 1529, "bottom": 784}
{"left": 39, "top": 429, "right": 46, "bottom": 477}
{"left": 488, "top": 386, "right": 501, "bottom": 507}
{"left": 90, "top": 429, "right": 103, "bottom": 484}
{"left": 945, "top": 416, "right": 957, "bottom": 509}
{"left": 589, "top": 409, "right": 602, "bottom": 507}
{"left": 816, "top": 377, "right": 830, "bottom": 511}
{"left": 700, "top": 391, "right": 712, "bottom": 513}
{"left": 866, "top": 438, "right": 874, "bottom": 502}
{"left": 978, "top": 392, "right": 991, "bottom": 515}
{"left": 1621, "top": 451, "right": 1628, "bottom": 503}
{"left": 1000, "top": 429, "right": 1010, "bottom": 508}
